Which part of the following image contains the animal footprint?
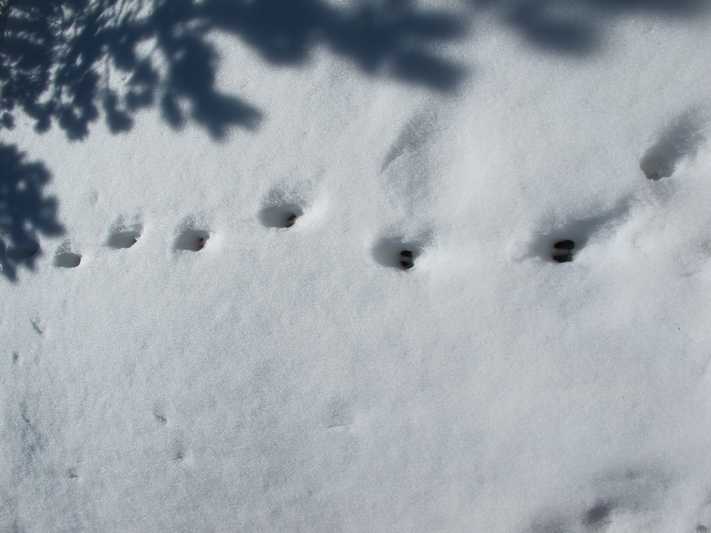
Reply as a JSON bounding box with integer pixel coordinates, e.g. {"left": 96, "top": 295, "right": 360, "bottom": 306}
{"left": 525, "top": 200, "right": 630, "bottom": 263}
{"left": 106, "top": 218, "right": 142, "bottom": 249}
{"left": 259, "top": 203, "right": 303, "bottom": 229}
{"left": 259, "top": 186, "right": 307, "bottom": 230}
{"left": 373, "top": 236, "right": 426, "bottom": 271}
{"left": 258, "top": 183, "right": 323, "bottom": 230}
{"left": 174, "top": 219, "right": 210, "bottom": 252}
{"left": 54, "top": 242, "right": 82, "bottom": 268}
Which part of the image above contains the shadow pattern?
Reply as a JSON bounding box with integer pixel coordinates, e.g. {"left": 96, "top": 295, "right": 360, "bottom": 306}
{"left": 0, "top": 143, "right": 64, "bottom": 281}
{"left": 0, "top": 0, "right": 468, "bottom": 141}
{"left": 469, "top": 0, "right": 707, "bottom": 55}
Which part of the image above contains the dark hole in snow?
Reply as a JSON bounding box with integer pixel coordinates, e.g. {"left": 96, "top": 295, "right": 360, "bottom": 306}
{"left": 552, "top": 239, "right": 575, "bottom": 262}
{"left": 554, "top": 239, "right": 575, "bottom": 250}
{"left": 259, "top": 204, "right": 304, "bottom": 229}
{"left": 552, "top": 253, "right": 573, "bottom": 263}
{"left": 400, "top": 250, "right": 415, "bottom": 270}
{"left": 373, "top": 238, "right": 423, "bottom": 270}
{"left": 174, "top": 229, "right": 210, "bottom": 251}
{"left": 54, "top": 251, "right": 81, "bottom": 268}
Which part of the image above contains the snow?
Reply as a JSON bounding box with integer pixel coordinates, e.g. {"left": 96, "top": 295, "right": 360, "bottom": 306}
{"left": 2, "top": 0, "right": 711, "bottom": 531}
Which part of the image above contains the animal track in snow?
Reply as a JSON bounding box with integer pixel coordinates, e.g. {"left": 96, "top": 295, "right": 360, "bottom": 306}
{"left": 259, "top": 185, "right": 314, "bottom": 229}
{"left": 54, "top": 242, "right": 82, "bottom": 268}
{"left": 108, "top": 229, "right": 140, "bottom": 249}
{"left": 259, "top": 203, "right": 303, "bottom": 229}
{"left": 641, "top": 107, "right": 709, "bottom": 180}
{"left": 373, "top": 236, "right": 427, "bottom": 270}
{"left": 174, "top": 220, "right": 210, "bottom": 252}
{"left": 530, "top": 231, "right": 589, "bottom": 265}
{"left": 106, "top": 218, "right": 142, "bottom": 249}
{"left": 526, "top": 201, "right": 630, "bottom": 263}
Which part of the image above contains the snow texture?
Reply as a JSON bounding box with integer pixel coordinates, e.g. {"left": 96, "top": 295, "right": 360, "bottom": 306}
{"left": 2, "top": 0, "right": 711, "bottom": 531}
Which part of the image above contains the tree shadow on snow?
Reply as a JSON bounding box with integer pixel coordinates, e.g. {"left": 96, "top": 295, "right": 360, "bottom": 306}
{"left": 468, "top": 0, "right": 707, "bottom": 55}
{"left": 0, "top": 143, "right": 64, "bottom": 282}
{"left": 0, "top": 0, "right": 469, "bottom": 142}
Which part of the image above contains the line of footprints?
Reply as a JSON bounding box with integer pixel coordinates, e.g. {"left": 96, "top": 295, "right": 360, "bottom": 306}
{"left": 50, "top": 203, "right": 579, "bottom": 271}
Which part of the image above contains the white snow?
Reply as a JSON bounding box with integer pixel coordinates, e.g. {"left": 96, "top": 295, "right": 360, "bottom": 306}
{"left": 2, "top": 0, "right": 711, "bottom": 531}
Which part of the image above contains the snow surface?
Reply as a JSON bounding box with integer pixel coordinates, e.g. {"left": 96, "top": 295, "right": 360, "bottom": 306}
{"left": 2, "top": 0, "right": 711, "bottom": 531}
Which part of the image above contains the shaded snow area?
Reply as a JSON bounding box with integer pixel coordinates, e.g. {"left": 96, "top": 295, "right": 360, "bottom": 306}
{"left": 3, "top": 0, "right": 711, "bottom": 531}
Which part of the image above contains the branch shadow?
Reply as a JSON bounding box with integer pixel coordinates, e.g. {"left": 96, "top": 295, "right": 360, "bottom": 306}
{"left": 469, "top": 0, "right": 707, "bottom": 55}
{"left": 0, "top": 143, "right": 64, "bottom": 281}
{"left": 0, "top": 0, "right": 469, "bottom": 142}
